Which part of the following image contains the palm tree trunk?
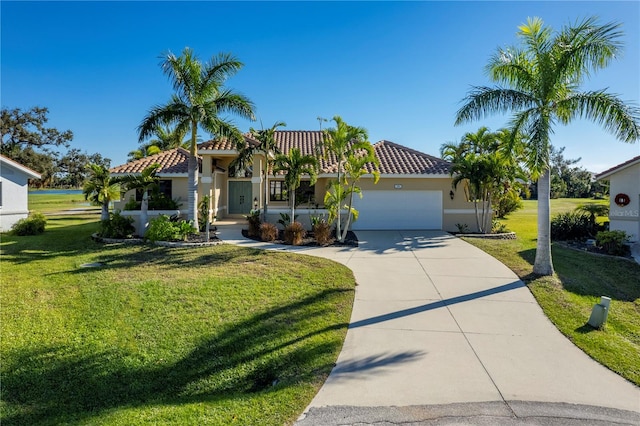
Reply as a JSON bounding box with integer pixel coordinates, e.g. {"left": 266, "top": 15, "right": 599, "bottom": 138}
{"left": 291, "top": 190, "right": 296, "bottom": 225}
{"left": 341, "top": 182, "right": 356, "bottom": 242}
{"left": 141, "top": 190, "right": 149, "bottom": 235}
{"left": 189, "top": 122, "right": 199, "bottom": 230}
{"left": 473, "top": 196, "right": 482, "bottom": 233}
{"left": 263, "top": 167, "right": 269, "bottom": 222}
{"left": 101, "top": 202, "right": 109, "bottom": 221}
{"left": 533, "top": 168, "right": 554, "bottom": 275}
{"left": 335, "top": 170, "right": 342, "bottom": 242}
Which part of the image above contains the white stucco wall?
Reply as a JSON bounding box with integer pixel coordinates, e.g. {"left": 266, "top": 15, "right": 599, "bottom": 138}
{"left": 607, "top": 163, "right": 640, "bottom": 242}
{"left": 0, "top": 163, "right": 33, "bottom": 232}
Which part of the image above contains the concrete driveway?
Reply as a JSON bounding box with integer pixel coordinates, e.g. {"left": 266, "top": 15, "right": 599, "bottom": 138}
{"left": 217, "top": 226, "right": 640, "bottom": 425}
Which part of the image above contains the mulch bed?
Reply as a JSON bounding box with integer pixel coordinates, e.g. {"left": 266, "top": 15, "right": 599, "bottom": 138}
{"left": 241, "top": 229, "right": 358, "bottom": 247}
{"left": 556, "top": 240, "right": 632, "bottom": 260}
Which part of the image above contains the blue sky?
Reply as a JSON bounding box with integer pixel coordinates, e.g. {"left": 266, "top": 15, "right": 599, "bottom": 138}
{"left": 2, "top": 1, "right": 639, "bottom": 172}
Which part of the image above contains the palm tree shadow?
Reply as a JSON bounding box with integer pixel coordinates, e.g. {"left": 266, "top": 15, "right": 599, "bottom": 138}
{"left": 1, "top": 289, "right": 353, "bottom": 425}
{"left": 518, "top": 247, "right": 640, "bottom": 302}
{"left": 328, "top": 351, "right": 426, "bottom": 380}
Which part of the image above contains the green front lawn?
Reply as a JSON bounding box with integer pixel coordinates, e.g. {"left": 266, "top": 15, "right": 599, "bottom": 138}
{"left": 465, "top": 198, "right": 640, "bottom": 386}
{"left": 1, "top": 214, "right": 356, "bottom": 425}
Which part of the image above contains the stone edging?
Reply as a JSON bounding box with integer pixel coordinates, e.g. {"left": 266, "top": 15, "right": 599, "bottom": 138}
{"left": 456, "top": 232, "right": 516, "bottom": 240}
{"left": 153, "top": 239, "right": 224, "bottom": 247}
{"left": 91, "top": 233, "right": 144, "bottom": 244}
{"left": 91, "top": 233, "right": 223, "bottom": 247}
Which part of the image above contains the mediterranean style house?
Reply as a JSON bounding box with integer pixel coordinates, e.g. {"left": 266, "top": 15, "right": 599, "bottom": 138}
{"left": 0, "top": 155, "right": 42, "bottom": 232}
{"left": 110, "top": 131, "right": 481, "bottom": 233}
{"left": 596, "top": 155, "right": 640, "bottom": 242}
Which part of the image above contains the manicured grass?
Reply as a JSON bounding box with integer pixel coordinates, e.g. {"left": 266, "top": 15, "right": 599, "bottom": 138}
{"left": 1, "top": 213, "right": 356, "bottom": 425}
{"left": 465, "top": 198, "right": 640, "bottom": 386}
{"left": 28, "top": 191, "right": 98, "bottom": 214}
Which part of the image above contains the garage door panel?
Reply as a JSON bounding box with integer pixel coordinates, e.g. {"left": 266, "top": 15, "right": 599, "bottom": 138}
{"left": 352, "top": 190, "right": 442, "bottom": 230}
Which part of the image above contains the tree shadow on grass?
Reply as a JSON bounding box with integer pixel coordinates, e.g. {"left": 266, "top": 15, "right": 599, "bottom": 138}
{"left": 518, "top": 247, "right": 640, "bottom": 302}
{"left": 1, "top": 220, "right": 103, "bottom": 264}
{"left": 1, "top": 288, "right": 360, "bottom": 425}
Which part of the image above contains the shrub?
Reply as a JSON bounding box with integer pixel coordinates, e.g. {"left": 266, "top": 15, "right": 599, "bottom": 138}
{"left": 174, "top": 220, "right": 198, "bottom": 241}
{"left": 596, "top": 230, "right": 630, "bottom": 256}
{"left": 260, "top": 222, "right": 279, "bottom": 242}
{"left": 145, "top": 215, "right": 197, "bottom": 242}
{"left": 145, "top": 215, "right": 176, "bottom": 242}
{"left": 99, "top": 211, "right": 135, "bottom": 238}
{"left": 491, "top": 219, "right": 509, "bottom": 234}
{"left": 148, "top": 191, "right": 181, "bottom": 210}
{"left": 11, "top": 212, "right": 47, "bottom": 236}
{"left": 455, "top": 223, "right": 470, "bottom": 233}
{"left": 494, "top": 191, "right": 523, "bottom": 218}
{"left": 198, "top": 195, "right": 211, "bottom": 231}
{"left": 246, "top": 209, "right": 261, "bottom": 238}
{"left": 284, "top": 221, "right": 306, "bottom": 246}
{"left": 313, "top": 220, "right": 332, "bottom": 245}
{"left": 551, "top": 212, "right": 591, "bottom": 241}
{"left": 124, "top": 196, "right": 139, "bottom": 210}
{"left": 278, "top": 212, "right": 298, "bottom": 228}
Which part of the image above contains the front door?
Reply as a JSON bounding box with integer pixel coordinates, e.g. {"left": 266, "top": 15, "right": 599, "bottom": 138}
{"left": 228, "top": 181, "right": 253, "bottom": 214}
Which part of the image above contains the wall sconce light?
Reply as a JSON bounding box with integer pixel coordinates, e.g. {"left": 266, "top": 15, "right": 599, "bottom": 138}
{"left": 449, "top": 190, "right": 455, "bottom": 200}
{"left": 253, "top": 197, "right": 258, "bottom": 210}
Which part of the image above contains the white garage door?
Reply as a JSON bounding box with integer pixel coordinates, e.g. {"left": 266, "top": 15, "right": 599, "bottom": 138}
{"left": 351, "top": 190, "right": 443, "bottom": 230}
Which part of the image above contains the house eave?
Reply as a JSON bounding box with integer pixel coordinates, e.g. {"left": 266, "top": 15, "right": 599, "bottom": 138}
{"left": 110, "top": 172, "right": 192, "bottom": 178}
{"left": 0, "top": 155, "right": 42, "bottom": 179}
{"left": 198, "top": 149, "right": 237, "bottom": 156}
{"left": 595, "top": 156, "right": 640, "bottom": 181}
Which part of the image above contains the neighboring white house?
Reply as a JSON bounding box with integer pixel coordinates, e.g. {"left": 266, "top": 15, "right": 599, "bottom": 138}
{"left": 595, "top": 155, "right": 640, "bottom": 242}
{"left": 0, "top": 155, "right": 42, "bottom": 232}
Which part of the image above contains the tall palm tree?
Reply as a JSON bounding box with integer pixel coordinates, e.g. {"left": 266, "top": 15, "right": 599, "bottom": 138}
{"left": 456, "top": 17, "right": 640, "bottom": 275}
{"left": 319, "top": 116, "right": 371, "bottom": 241}
{"left": 120, "top": 164, "right": 161, "bottom": 234}
{"left": 272, "top": 148, "right": 318, "bottom": 222}
{"left": 138, "top": 48, "right": 255, "bottom": 229}
{"left": 83, "top": 164, "right": 121, "bottom": 221}
{"left": 230, "top": 121, "right": 286, "bottom": 221}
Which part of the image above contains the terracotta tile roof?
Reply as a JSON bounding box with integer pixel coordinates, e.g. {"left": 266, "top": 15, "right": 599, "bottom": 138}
{"left": 273, "top": 131, "right": 339, "bottom": 172}
{"left": 115, "top": 133, "right": 451, "bottom": 176}
{"left": 197, "top": 131, "right": 450, "bottom": 175}
{"left": 595, "top": 155, "right": 640, "bottom": 180}
{"left": 110, "top": 148, "right": 199, "bottom": 175}
{"left": 373, "top": 140, "right": 451, "bottom": 175}
{"left": 199, "top": 134, "right": 259, "bottom": 151}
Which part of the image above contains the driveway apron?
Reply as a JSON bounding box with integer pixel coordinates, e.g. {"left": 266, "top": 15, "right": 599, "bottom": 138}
{"left": 216, "top": 226, "right": 640, "bottom": 423}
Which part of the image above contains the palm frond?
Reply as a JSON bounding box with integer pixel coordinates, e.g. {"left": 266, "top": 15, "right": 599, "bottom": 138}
{"left": 556, "top": 17, "right": 623, "bottom": 83}
{"left": 559, "top": 91, "right": 640, "bottom": 142}
{"left": 209, "top": 89, "right": 256, "bottom": 121}
{"left": 455, "top": 86, "right": 536, "bottom": 125}
{"left": 137, "top": 101, "right": 190, "bottom": 142}
{"left": 202, "top": 52, "right": 244, "bottom": 85}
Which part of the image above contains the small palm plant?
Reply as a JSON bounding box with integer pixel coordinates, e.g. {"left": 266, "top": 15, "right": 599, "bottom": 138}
{"left": 272, "top": 148, "right": 318, "bottom": 222}
{"left": 119, "top": 164, "right": 161, "bottom": 234}
{"left": 576, "top": 203, "right": 609, "bottom": 235}
{"left": 82, "top": 163, "right": 121, "bottom": 221}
